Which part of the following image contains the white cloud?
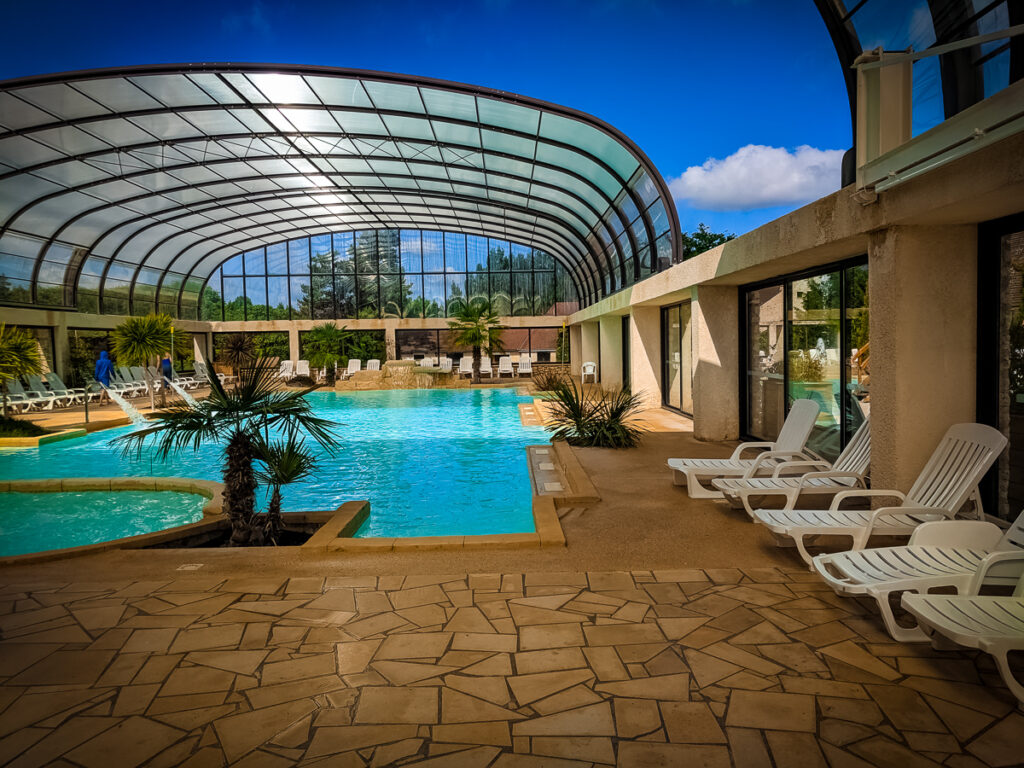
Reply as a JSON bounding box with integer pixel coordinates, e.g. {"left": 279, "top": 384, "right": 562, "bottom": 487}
{"left": 668, "top": 144, "right": 844, "bottom": 211}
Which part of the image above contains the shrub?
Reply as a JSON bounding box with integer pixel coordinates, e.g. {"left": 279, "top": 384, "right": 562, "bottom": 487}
{"left": 543, "top": 379, "right": 646, "bottom": 448}
{"left": 789, "top": 352, "right": 824, "bottom": 381}
{"left": 0, "top": 415, "right": 49, "bottom": 438}
{"left": 532, "top": 367, "right": 568, "bottom": 392}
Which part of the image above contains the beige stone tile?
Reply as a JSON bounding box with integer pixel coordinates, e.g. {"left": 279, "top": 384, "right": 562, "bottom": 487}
{"left": 159, "top": 665, "right": 234, "bottom": 697}
{"left": 112, "top": 683, "right": 160, "bottom": 716}
{"left": 452, "top": 632, "right": 518, "bottom": 653}
{"left": 389, "top": 584, "right": 447, "bottom": 610}
{"left": 168, "top": 625, "right": 244, "bottom": 654}
{"left": 849, "top": 736, "right": 946, "bottom": 768}
{"left": 896, "top": 656, "right": 981, "bottom": 683}
{"left": 790, "top": 620, "right": 857, "bottom": 647}
{"left": 819, "top": 641, "right": 900, "bottom": 682}
{"left": 69, "top": 605, "right": 126, "bottom": 631}
{"left": 582, "top": 623, "right": 666, "bottom": 646}
{"left": 151, "top": 703, "right": 237, "bottom": 731}
{"left": 644, "top": 648, "right": 688, "bottom": 677}
{"left": 726, "top": 690, "right": 816, "bottom": 732}
{"left": 533, "top": 735, "right": 616, "bottom": 764}
{"left": 176, "top": 746, "right": 226, "bottom": 767}
{"left": 517, "top": 624, "right": 582, "bottom": 652}
{"left": 901, "top": 676, "right": 1015, "bottom": 718}
{"left": 336, "top": 638, "right": 382, "bottom": 675}
{"left": 355, "top": 686, "right": 438, "bottom": 724}
{"left": 260, "top": 653, "right": 335, "bottom": 685}
{"left": 344, "top": 611, "right": 408, "bottom": 639}
{"left": 903, "top": 730, "right": 960, "bottom": 753}
{"left": 514, "top": 648, "right": 586, "bottom": 675}
{"left": 817, "top": 696, "right": 884, "bottom": 726}
{"left": 616, "top": 742, "right": 731, "bottom": 768}
{"left": 594, "top": 672, "right": 690, "bottom": 701}
{"left": 460, "top": 653, "right": 513, "bottom": 677}
{"left": 376, "top": 631, "right": 452, "bottom": 660}
{"left": 399, "top": 604, "right": 450, "bottom": 628}
{"left": 185, "top": 650, "right": 269, "bottom": 675}
{"left": 507, "top": 669, "right": 594, "bottom": 705}
{"left": 765, "top": 730, "right": 829, "bottom": 768}
{"left": 581, "top": 646, "right": 628, "bottom": 682}
{"left": 865, "top": 684, "right": 947, "bottom": 733}
{"left": 0, "top": 643, "right": 62, "bottom": 676}
{"left": 923, "top": 694, "right": 994, "bottom": 742}
{"left": 652, "top": 569, "right": 707, "bottom": 583}
{"left": 443, "top": 674, "right": 510, "bottom": 706}
{"left": 965, "top": 711, "right": 1024, "bottom": 767}
{"left": 4, "top": 716, "right": 120, "bottom": 768}
{"left": 431, "top": 722, "right": 511, "bottom": 747}
{"left": 218, "top": 578, "right": 284, "bottom": 594}
{"left": 120, "top": 628, "right": 176, "bottom": 654}
{"left": 758, "top": 642, "right": 828, "bottom": 674}
{"left": 512, "top": 700, "right": 614, "bottom": 737}
{"left": 440, "top": 688, "right": 525, "bottom": 723}
{"left": 717, "top": 670, "right": 775, "bottom": 691}
{"left": 245, "top": 674, "right": 346, "bottom": 709}
{"left": 8, "top": 649, "right": 115, "bottom": 687}
{"left": 374, "top": 661, "right": 458, "bottom": 685}
{"left": 355, "top": 591, "right": 393, "bottom": 614}
{"left": 654, "top": 617, "right": 709, "bottom": 640}
{"left": 304, "top": 724, "right": 419, "bottom": 758}
{"left": 213, "top": 698, "right": 316, "bottom": 763}
{"left": 532, "top": 684, "right": 604, "bottom": 716}
{"left": 65, "top": 716, "right": 184, "bottom": 768}
{"left": 682, "top": 649, "right": 742, "bottom": 688}
{"left": 819, "top": 718, "right": 875, "bottom": 747}
{"left": 443, "top": 607, "right": 495, "bottom": 634}
{"left": 702, "top": 642, "right": 784, "bottom": 676}
{"left": 726, "top": 727, "right": 772, "bottom": 768}
{"left": 779, "top": 676, "right": 868, "bottom": 699}
{"left": 660, "top": 701, "right": 727, "bottom": 744}
{"left": 285, "top": 577, "right": 324, "bottom": 594}
{"left": 613, "top": 697, "right": 661, "bottom": 738}
{"left": 0, "top": 727, "right": 48, "bottom": 766}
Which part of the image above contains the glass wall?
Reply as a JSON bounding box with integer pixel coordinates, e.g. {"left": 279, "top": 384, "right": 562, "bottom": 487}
{"left": 395, "top": 327, "right": 567, "bottom": 363}
{"left": 200, "top": 230, "right": 578, "bottom": 321}
{"left": 661, "top": 302, "right": 693, "bottom": 414}
{"left": 743, "top": 259, "right": 869, "bottom": 461}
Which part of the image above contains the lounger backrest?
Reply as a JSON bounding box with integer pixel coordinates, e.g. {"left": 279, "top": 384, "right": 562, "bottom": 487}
{"left": 348, "top": 359, "right": 361, "bottom": 373}
{"left": 995, "top": 509, "right": 1024, "bottom": 552}
{"left": 26, "top": 375, "right": 46, "bottom": 392}
{"left": 296, "top": 360, "right": 310, "bottom": 376}
{"left": 280, "top": 360, "right": 293, "bottom": 376}
{"left": 774, "top": 399, "right": 820, "bottom": 453}
{"left": 366, "top": 360, "right": 380, "bottom": 371}
{"left": 480, "top": 357, "right": 492, "bottom": 371}
{"left": 8, "top": 379, "right": 28, "bottom": 396}
{"left": 499, "top": 356, "right": 513, "bottom": 372}
{"left": 582, "top": 362, "right": 596, "bottom": 374}
{"left": 906, "top": 423, "right": 1007, "bottom": 514}
{"left": 439, "top": 358, "right": 452, "bottom": 372}
{"left": 519, "top": 356, "right": 532, "bottom": 373}
{"left": 458, "top": 357, "right": 473, "bottom": 373}
{"left": 45, "top": 372, "right": 65, "bottom": 389}
{"left": 832, "top": 416, "right": 871, "bottom": 476}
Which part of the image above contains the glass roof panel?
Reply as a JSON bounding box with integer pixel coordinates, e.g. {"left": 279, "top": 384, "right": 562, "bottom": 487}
{"left": 476, "top": 98, "right": 540, "bottom": 134}
{"left": 15, "top": 83, "right": 111, "bottom": 118}
{"left": 278, "top": 108, "right": 340, "bottom": 133}
{"left": 535, "top": 142, "right": 620, "bottom": 198}
{"left": 32, "top": 125, "right": 111, "bottom": 155}
{"left": 128, "top": 113, "right": 204, "bottom": 140}
{"left": 539, "top": 112, "right": 638, "bottom": 180}
{"left": 0, "top": 92, "right": 59, "bottom": 130}
{"left": 247, "top": 73, "right": 320, "bottom": 104}
{"left": 0, "top": 135, "right": 64, "bottom": 166}
{"left": 421, "top": 88, "right": 478, "bottom": 121}
{"left": 33, "top": 160, "right": 112, "bottom": 187}
{"left": 304, "top": 76, "right": 372, "bottom": 108}
{"left": 481, "top": 129, "right": 535, "bottom": 159}
{"left": 430, "top": 120, "right": 480, "bottom": 148}
{"left": 129, "top": 74, "right": 217, "bottom": 107}
{"left": 331, "top": 110, "right": 388, "bottom": 135}
{"left": 381, "top": 115, "right": 435, "bottom": 141}
{"left": 362, "top": 81, "right": 425, "bottom": 113}
{"left": 185, "top": 73, "right": 246, "bottom": 105}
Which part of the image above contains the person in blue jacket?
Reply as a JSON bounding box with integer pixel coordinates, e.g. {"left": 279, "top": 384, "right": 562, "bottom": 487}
{"left": 160, "top": 353, "right": 173, "bottom": 385}
{"left": 94, "top": 350, "right": 114, "bottom": 403}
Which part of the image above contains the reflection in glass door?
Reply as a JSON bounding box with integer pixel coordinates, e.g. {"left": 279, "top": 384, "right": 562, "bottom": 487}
{"left": 661, "top": 303, "right": 692, "bottom": 414}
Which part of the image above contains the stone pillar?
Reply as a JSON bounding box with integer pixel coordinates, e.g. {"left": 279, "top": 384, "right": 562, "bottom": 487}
{"left": 630, "top": 306, "right": 662, "bottom": 409}
{"left": 52, "top": 313, "right": 69, "bottom": 379}
{"left": 692, "top": 285, "right": 740, "bottom": 441}
{"left": 384, "top": 320, "right": 397, "bottom": 361}
{"left": 598, "top": 315, "right": 623, "bottom": 389}
{"left": 579, "top": 322, "right": 600, "bottom": 382}
{"left": 569, "top": 324, "right": 583, "bottom": 376}
{"left": 869, "top": 225, "right": 977, "bottom": 492}
{"left": 288, "top": 326, "right": 300, "bottom": 362}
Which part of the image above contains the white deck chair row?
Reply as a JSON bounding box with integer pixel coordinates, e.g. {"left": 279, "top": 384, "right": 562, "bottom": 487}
{"left": 668, "top": 399, "right": 822, "bottom": 499}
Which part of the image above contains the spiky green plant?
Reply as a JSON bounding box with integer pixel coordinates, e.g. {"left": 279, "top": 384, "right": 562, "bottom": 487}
{"left": 542, "top": 379, "right": 646, "bottom": 448}
{"left": 303, "top": 322, "right": 350, "bottom": 386}
{"left": 447, "top": 300, "right": 504, "bottom": 384}
{"left": 217, "top": 333, "right": 256, "bottom": 382}
{"left": 112, "top": 313, "right": 188, "bottom": 405}
{"left": 0, "top": 324, "right": 43, "bottom": 417}
{"left": 254, "top": 429, "right": 318, "bottom": 545}
{"left": 115, "top": 357, "right": 336, "bottom": 546}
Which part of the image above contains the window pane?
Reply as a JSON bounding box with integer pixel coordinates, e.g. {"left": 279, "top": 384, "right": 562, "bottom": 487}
{"left": 511, "top": 243, "right": 532, "bottom": 270}
{"left": 845, "top": 264, "right": 870, "bottom": 439}
{"left": 446, "top": 273, "right": 467, "bottom": 314}
{"left": 380, "top": 273, "right": 407, "bottom": 317}
{"left": 663, "top": 306, "right": 682, "bottom": 410}
{"left": 356, "top": 231, "right": 378, "bottom": 273}
{"left": 222, "top": 254, "right": 243, "bottom": 276}
{"left": 467, "top": 271, "right": 489, "bottom": 306}
{"left": 200, "top": 282, "right": 222, "bottom": 320}
{"left": 400, "top": 229, "right": 421, "bottom": 273}
{"left": 358, "top": 274, "right": 379, "bottom": 317}
{"left": 288, "top": 238, "right": 310, "bottom": 274}
{"left": 488, "top": 239, "right": 510, "bottom": 270}
{"left": 335, "top": 273, "right": 356, "bottom": 317}
{"left": 533, "top": 271, "right": 555, "bottom": 315}
{"left": 268, "top": 276, "right": 290, "bottom": 319}
{"left": 311, "top": 235, "right": 333, "bottom": 273}
{"left": 245, "top": 276, "right": 267, "bottom": 320}
{"left": 746, "top": 284, "right": 785, "bottom": 440}
{"left": 310, "top": 273, "right": 334, "bottom": 319}
{"left": 467, "top": 235, "right": 488, "bottom": 272}
{"left": 444, "top": 232, "right": 466, "bottom": 272}
{"left": 290, "top": 275, "right": 311, "bottom": 319}
{"left": 423, "top": 274, "right": 444, "bottom": 318}
{"left": 378, "top": 229, "right": 400, "bottom": 274}
{"left": 333, "top": 232, "right": 354, "bottom": 273}
{"left": 243, "top": 248, "right": 265, "bottom": 276}
{"left": 512, "top": 272, "right": 532, "bottom": 316}
{"left": 490, "top": 272, "right": 510, "bottom": 315}
{"left": 223, "top": 277, "right": 245, "bottom": 320}
{"left": 534, "top": 249, "right": 554, "bottom": 270}
{"left": 267, "top": 242, "right": 288, "bottom": 274}
{"left": 422, "top": 231, "right": 444, "bottom": 272}
{"left": 403, "top": 273, "right": 424, "bottom": 318}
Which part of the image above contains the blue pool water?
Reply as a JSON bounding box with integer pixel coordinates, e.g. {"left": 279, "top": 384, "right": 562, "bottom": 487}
{"left": 0, "top": 491, "right": 206, "bottom": 557}
{"left": 0, "top": 388, "right": 546, "bottom": 539}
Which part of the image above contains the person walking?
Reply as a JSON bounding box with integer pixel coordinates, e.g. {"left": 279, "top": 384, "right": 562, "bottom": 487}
{"left": 94, "top": 350, "right": 114, "bottom": 403}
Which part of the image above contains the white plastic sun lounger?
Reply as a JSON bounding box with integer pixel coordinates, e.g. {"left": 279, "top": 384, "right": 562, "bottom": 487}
{"left": 295, "top": 360, "right": 310, "bottom": 378}
{"left": 479, "top": 357, "right": 493, "bottom": 378}
{"left": 366, "top": 359, "right": 380, "bottom": 371}
{"left": 814, "top": 510, "right": 1024, "bottom": 642}
{"left": 26, "top": 375, "right": 72, "bottom": 408}
{"left": 278, "top": 360, "right": 294, "bottom": 380}
{"left": 438, "top": 357, "right": 452, "bottom": 373}
{"left": 498, "top": 356, "right": 515, "bottom": 378}
{"left": 518, "top": 354, "right": 532, "bottom": 376}
{"left": 458, "top": 357, "right": 474, "bottom": 377}
{"left": 46, "top": 372, "right": 94, "bottom": 404}
{"left": 420, "top": 356, "right": 435, "bottom": 368}
{"left": 668, "top": 399, "right": 821, "bottom": 499}
{"left": 713, "top": 416, "right": 871, "bottom": 516}
{"left": 4, "top": 379, "right": 37, "bottom": 412}
{"left": 902, "top": 569, "right": 1024, "bottom": 707}
{"left": 341, "top": 359, "right": 361, "bottom": 380}
{"left": 753, "top": 422, "right": 1007, "bottom": 568}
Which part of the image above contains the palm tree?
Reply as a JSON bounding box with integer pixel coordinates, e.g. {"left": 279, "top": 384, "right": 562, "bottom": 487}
{"left": 0, "top": 324, "right": 43, "bottom": 417}
{"left": 217, "top": 333, "right": 256, "bottom": 384}
{"left": 115, "top": 357, "right": 336, "bottom": 546}
{"left": 112, "top": 313, "right": 185, "bottom": 406}
{"left": 303, "top": 322, "right": 350, "bottom": 386}
{"left": 447, "top": 300, "right": 504, "bottom": 384}
{"left": 254, "top": 429, "right": 318, "bottom": 545}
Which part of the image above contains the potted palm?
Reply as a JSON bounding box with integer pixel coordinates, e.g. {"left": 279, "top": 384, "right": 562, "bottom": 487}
{"left": 254, "top": 429, "right": 318, "bottom": 545}
{"left": 216, "top": 333, "right": 256, "bottom": 385}
{"left": 447, "top": 301, "right": 504, "bottom": 384}
{"left": 0, "top": 323, "right": 43, "bottom": 419}
{"left": 116, "top": 357, "right": 336, "bottom": 546}
{"left": 303, "top": 322, "right": 350, "bottom": 386}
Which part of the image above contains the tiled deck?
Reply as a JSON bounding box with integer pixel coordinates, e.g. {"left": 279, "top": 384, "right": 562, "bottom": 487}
{"left": 0, "top": 568, "right": 1020, "bottom": 767}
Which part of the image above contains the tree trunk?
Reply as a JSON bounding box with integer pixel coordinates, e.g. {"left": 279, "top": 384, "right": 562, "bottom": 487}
{"left": 264, "top": 487, "right": 283, "bottom": 545}
{"left": 472, "top": 345, "right": 481, "bottom": 385}
{"left": 326, "top": 364, "right": 336, "bottom": 387}
{"left": 223, "top": 429, "right": 257, "bottom": 546}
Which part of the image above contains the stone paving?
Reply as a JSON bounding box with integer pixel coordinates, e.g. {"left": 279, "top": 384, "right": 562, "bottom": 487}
{"left": 0, "top": 567, "right": 1021, "bottom": 767}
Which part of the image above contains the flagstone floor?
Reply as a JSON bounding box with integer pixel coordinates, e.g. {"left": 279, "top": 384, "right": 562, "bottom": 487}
{"left": 1, "top": 567, "right": 1021, "bottom": 768}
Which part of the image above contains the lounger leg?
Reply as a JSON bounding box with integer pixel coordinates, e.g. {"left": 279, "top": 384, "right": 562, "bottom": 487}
{"left": 874, "top": 590, "right": 929, "bottom": 643}
{"left": 684, "top": 472, "right": 725, "bottom": 499}
{"left": 993, "top": 651, "right": 1024, "bottom": 710}
{"left": 793, "top": 535, "right": 816, "bottom": 569}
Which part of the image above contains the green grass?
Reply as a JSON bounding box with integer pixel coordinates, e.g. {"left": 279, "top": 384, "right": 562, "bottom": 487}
{"left": 0, "top": 415, "right": 50, "bottom": 438}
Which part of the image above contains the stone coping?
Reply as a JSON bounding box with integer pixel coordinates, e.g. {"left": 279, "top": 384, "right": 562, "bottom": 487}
{"left": 0, "top": 477, "right": 224, "bottom": 567}
{"left": 0, "top": 427, "right": 87, "bottom": 448}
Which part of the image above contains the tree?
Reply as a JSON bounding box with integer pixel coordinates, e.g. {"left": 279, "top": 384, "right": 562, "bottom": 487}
{"left": 254, "top": 429, "right": 318, "bottom": 545}
{"left": 0, "top": 324, "right": 43, "bottom": 417}
{"left": 447, "top": 301, "right": 504, "bottom": 384}
{"left": 680, "top": 223, "right": 735, "bottom": 260}
{"left": 116, "top": 357, "right": 336, "bottom": 546}
{"left": 112, "top": 313, "right": 188, "bottom": 405}
{"left": 216, "top": 333, "right": 256, "bottom": 383}
{"left": 303, "top": 322, "right": 350, "bottom": 385}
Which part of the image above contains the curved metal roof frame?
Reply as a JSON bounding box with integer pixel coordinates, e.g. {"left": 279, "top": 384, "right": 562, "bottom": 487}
{"left": 0, "top": 63, "right": 681, "bottom": 315}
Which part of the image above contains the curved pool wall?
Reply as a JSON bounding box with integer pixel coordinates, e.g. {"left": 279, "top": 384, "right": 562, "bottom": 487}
{"left": 0, "top": 388, "right": 546, "bottom": 538}
{"left": 0, "top": 477, "right": 223, "bottom": 559}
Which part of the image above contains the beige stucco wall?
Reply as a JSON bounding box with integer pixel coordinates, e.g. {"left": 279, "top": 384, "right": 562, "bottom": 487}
{"left": 598, "top": 315, "right": 623, "bottom": 389}
{"left": 691, "top": 285, "right": 740, "bottom": 441}
{"left": 630, "top": 306, "right": 662, "bottom": 409}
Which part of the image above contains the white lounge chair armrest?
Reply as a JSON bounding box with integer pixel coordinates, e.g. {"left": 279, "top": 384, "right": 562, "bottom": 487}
{"left": 967, "top": 550, "right": 1024, "bottom": 594}
{"left": 740, "top": 450, "right": 816, "bottom": 478}
{"left": 829, "top": 488, "right": 907, "bottom": 511}
{"left": 908, "top": 520, "right": 1004, "bottom": 549}
{"left": 795, "top": 470, "right": 866, "bottom": 490}
{"left": 729, "top": 441, "right": 773, "bottom": 461}
{"left": 770, "top": 460, "right": 832, "bottom": 478}
{"left": 864, "top": 506, "right": 950, "bottom": 538}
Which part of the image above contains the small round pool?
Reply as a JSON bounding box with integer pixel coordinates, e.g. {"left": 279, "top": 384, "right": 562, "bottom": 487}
{"left": 0, "top": 490, "right": 207, "bottom": 557}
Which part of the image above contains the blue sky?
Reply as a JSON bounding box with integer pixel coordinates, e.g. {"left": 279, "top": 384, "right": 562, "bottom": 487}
{"left": 1, "top": 0, "right": 852, "bottom": 237}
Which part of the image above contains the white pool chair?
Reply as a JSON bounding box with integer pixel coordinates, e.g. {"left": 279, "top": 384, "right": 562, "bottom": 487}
{"left": 439, "top": 357, "right": 452, "bottom": 373}
{"left": 420, "top": 356, "right": 435, "bottom": 368}
{"left": 581, "top": 361, "right": 597, "bottom": 383}
{"left": 295, "top": 360, "right": 310, "bottom": 378}
{"left": 127, "top": 366, "right": 156, "bottom": 396}
{"left": 814, "top": 510, "right": 1024, "bottom": 642}
{"left": 518, "top": 354, "right": 532, "bottom": 377}
{"left": 4, "top": 379, "right": 37, "bottom": 412}
{"left": 366, "top": 359, "right": 380, "bottom": 371}
{"left": 902, "top": 569, "right": 1024, "bottom": 707}
{"left": 19, "top": 376, "right": 60, "bottom": 409}
{"left": 498, "top": 356, "right": 515, "bottom": 378}
{"left": 479, "top": 357, "right": 493, "bottom": 378}
{"left": 46, "top": 372, "right": 94, "bottom": 404}
{"left": 278, "top": 360, "right": 294, "bottom": 380}
{"left": 341, "top": 359, "right": 361, "bottom": 379}
{"left": 27, "top": 374, "right": 74, "bottom": 408}
{"left": 170, "top": 366, "right": 199, "bottom": 390}
{"left": 668, "top": 399, "right": 821, "bottom": 499}
{"left": 458, "top": 357, "right": 474, "bottom": 377}
{"left": 753, "top": 423, "right": 1007, "bottom": 568}
{"left": 713, "top": 416, "right": 871, "bottom": 516}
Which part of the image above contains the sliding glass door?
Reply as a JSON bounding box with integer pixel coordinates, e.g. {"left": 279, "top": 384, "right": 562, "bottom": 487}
{"left": 661, "top": 302, "right": 693, "bottom": 414}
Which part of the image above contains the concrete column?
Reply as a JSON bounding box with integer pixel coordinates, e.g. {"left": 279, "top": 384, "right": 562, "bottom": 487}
{"left": 579, "top": 322, "right": 600, "bottom": 382}
{"left": 569, "top": 325, "right": 583, "bottom": 375}
{"left": 384, "top": 320, "right": 397, "bottom": 360}
{"left": 692, "top": 285, "right": 740, "bottom": 441}
{"left": 598, "top": 315, "right": 623, "bottom": 389}
{"left": 630, "top": 306, "right": 662, "bottom": 409}
{"left": 288, "top": 327, "right": 300, "bottom": 362}
{"left": 52, "top": 314, "right": 69, "bottom": 379}
{"left": 869, "top": 225, "right": 977, "bottom": 492}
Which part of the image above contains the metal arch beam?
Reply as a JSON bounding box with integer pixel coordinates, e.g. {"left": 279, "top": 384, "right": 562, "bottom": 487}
{"left": 813, "top": 0, "right": 861, "bottom": 148}
{"left": 177, "top": 221, "right": 588, "bottom": 320}
{"left": 1, "top": 62, "right": 680, "bottom": 310}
